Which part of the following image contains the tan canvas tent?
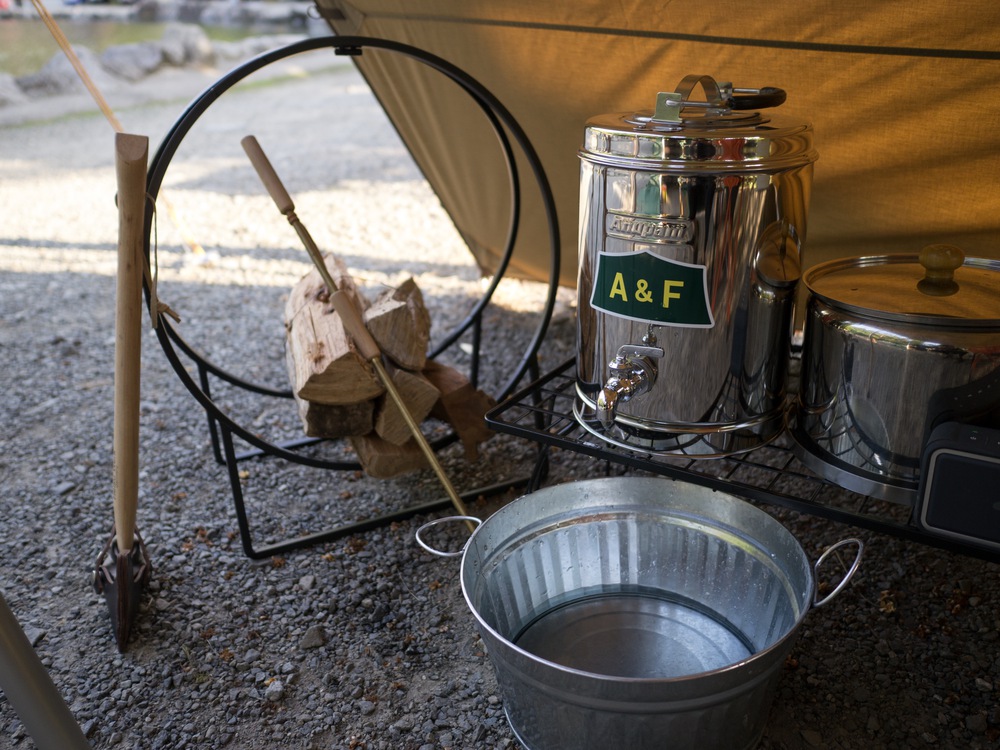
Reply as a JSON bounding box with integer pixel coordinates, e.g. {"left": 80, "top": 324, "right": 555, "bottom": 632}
{"left": 315, "top": 1, "right": 1000, "bottom": 288}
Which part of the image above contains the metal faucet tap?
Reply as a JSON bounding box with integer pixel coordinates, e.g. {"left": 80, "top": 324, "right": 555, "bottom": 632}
{"left": 595, "top": 345, "right": 664, "bottom": 429}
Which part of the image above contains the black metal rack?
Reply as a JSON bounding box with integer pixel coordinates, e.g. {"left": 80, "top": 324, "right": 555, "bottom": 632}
{"left": 486, "top": 358, "right": 1000, "bottom": 563}
{"left": 143, "top": 36, "right": 560, "bottom": 559}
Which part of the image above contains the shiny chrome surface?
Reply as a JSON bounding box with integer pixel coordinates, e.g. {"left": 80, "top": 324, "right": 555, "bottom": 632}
{"left": 583, "top": 111, "right": 815, "bottom": 171}
{"left": 574, "top": 389, "right": 779, "bottom": 458}
{"left": 576, "top": 100, "right": 813, "bottom": 455}
{"left": 792, "top": 254, "right": 1000, "bottom": 501}
{"left": 595, "top": 344, "right": 662, "bottom": 428}
{"left": 459, "top": 477, "right": 853, "bottom": 750}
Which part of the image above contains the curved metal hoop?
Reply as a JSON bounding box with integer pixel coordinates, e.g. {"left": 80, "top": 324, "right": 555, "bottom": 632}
{"left": 143, "top": 35, "right": 561, "bottom": 472}
{"left": 414, "top": 515, "right": 482, "bottom": 558}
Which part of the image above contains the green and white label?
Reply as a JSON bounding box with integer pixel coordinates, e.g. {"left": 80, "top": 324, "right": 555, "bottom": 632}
{"left": 590, "top": 250, "right": 714, "bottom": 328}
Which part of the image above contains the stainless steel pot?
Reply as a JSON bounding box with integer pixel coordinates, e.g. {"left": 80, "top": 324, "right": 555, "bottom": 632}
{"left": 575, "top": 74, "right": 817, "bottom": 456}
{"left": 790, "top": 245, "right": 1000, "bottom": 502}
{"left": 418, "top": 477, "right": 862, "bottom": 750}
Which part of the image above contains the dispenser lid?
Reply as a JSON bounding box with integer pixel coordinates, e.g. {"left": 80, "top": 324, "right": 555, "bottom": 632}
{"left": 581, "top": 74, "right": 817, "bottom": 172}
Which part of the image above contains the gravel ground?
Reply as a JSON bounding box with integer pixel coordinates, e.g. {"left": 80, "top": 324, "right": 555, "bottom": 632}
{"left": 1, "top": 36, "right": 999, "bottom": 750}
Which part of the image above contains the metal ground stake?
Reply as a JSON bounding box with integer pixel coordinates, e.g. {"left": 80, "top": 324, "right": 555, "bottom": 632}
{"left": 93, "top": 132, "right": 153, "bottom": 652}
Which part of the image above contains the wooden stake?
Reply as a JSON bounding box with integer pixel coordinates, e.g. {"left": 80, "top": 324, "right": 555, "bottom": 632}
{"left": 113, "top": 132, "right": 148, "bottom": 554}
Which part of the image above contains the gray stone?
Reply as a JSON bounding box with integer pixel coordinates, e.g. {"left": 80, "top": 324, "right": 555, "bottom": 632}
{"left": 100, "top": 42, "right": 165, "bottom": 82}
{"left": 16, "top": 46, "right": 122, "bottom": 98}
{"left": 0, "top": 73, "right": 27, "bottom": 106}
{"left": 965, "top": 713, "right": 989, "bottom": 734}
{"left": 393, "top": 715, "right": 416, "bottom": 731}
{"left": 299, "top": 624, "right": 327, "bottom": 650}
{"left": 159, "top": 23, "right": 215, "bottom": 67}
{"left": 21, "top": 626, "right": 45, "bottom": 647}
{"left": 264, "top": 680, "right": 285, "bottom": 702}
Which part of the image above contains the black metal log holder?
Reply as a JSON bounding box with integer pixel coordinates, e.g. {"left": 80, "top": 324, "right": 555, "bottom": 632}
{"left": 486, "top": 359, "right": 1000, "bottom": 563}
{"left": 143, "top": 36, "right": 560, "bottom": 559}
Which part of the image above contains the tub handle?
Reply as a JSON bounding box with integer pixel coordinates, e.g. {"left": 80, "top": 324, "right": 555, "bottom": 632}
{"left": 415, "top": 516, "right": 482, "bottom": 558}
{"left": 812, "top": 538, "right": 864, "bottom": 608}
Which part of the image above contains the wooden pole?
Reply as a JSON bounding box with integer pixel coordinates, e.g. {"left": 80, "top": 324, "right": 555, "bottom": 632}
{"left": 241, "top": 135, "right": 335, "bottom": 291}
{"left": 113, "top": 132, "right": 148, "bottom": 554}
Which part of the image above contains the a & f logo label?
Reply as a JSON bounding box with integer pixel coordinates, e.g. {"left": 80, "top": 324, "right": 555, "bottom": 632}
{"left": 590, "top": 250, "right": 714, "bottom": 327}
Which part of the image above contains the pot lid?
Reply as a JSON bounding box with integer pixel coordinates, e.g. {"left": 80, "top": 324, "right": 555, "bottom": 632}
{"left": 581, "top": 74, "right": 817, "bottom": 172}
{"left": 804, "top": 245, "right": 1000, "bottom": 325}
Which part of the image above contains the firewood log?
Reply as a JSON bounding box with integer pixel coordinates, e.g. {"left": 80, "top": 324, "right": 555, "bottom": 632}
{"left": 373, "top": 365, "right": 441, "bottom": 446}
{"left": 292, "top": 392, "right": 374, "bottom": 438}
{"left": 422, "top": 359, "right": 496, "bottom": 461}
{"left": 284, "top": 254, "right": 383, "bottom": 405}
{"left": 363, "top": 278, "right": 431, "bottom": 371}
{"left": 349, "top": 433, "right": 427, "bottom": 478}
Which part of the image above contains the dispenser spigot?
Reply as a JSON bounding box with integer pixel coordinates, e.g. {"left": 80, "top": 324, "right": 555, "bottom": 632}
{"left": 595, "top": 345, "right": 663, "bottom": 429}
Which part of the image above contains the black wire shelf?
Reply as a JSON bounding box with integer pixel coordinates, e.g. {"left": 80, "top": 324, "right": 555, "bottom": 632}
{"left": 486, "top": 358, "right": 1000, "bottom": 563}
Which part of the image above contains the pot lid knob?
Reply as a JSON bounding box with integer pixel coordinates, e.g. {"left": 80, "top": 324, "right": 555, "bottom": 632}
{"left": 917, "top": 244, "right": 965, "bottom": 297}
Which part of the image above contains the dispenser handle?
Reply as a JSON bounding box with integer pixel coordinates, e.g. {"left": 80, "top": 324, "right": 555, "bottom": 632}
{"left": 729, "top": 86, "right": 787, "bottom": 110}
{"left": 653, "top": 74, "right": 725, "bottom": 122}
{"left": 653, "top": 76, "right": 787, "bottom": 123}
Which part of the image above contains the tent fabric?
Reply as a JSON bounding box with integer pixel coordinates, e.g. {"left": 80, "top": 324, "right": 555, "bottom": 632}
{"left": 316, "top": 0, "right": 1000, "bottom": 288}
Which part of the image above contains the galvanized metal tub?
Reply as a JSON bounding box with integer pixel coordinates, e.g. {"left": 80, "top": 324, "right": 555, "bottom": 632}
{"left": 425, "top": 477, "right": 861, "bottom": 750}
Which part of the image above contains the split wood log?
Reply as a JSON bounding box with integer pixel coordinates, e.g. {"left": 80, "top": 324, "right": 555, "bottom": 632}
{"left": 374, "top": 365, "right": 440, "bottom": 446}
{"left": 284, "top": 254, "right": 383, "bottom": 405}
{"left": 349, "top": 433, "right": 427, "bottom": 478}
{"left": 422, "top": 359, "right": 497, "bottom": 462}
{"left": 285, "top": 323, "right": 375, "bottom": 437}
{"left": 363, "top": 278, "right": 431, "bottom": 371}
{"left": 292, "top": 392, "right": 375, "bottom": 438}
